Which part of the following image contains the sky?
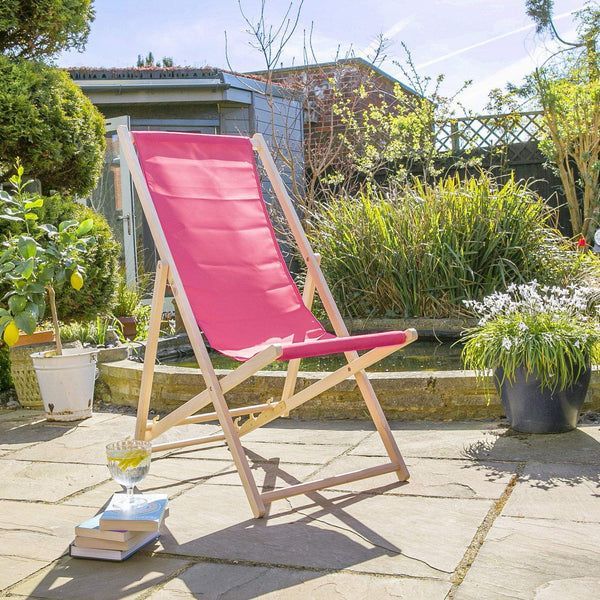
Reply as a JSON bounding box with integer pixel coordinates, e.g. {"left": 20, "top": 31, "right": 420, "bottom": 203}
{"left": 58, "top": 0, "right": 587, "bottom": 111}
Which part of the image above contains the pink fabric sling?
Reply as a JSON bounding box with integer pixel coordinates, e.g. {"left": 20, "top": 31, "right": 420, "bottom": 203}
{"left": 132, "top": 131, "right": 407, "bottom": 361}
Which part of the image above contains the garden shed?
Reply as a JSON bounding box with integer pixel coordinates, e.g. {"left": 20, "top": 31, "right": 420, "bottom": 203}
{"left": 68, "top": 66, "right": 303, "bottom": 284}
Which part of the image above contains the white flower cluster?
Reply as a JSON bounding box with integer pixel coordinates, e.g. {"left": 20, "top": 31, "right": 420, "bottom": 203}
{"left": 465, "top": 281, "right": 597, "bottom": 325}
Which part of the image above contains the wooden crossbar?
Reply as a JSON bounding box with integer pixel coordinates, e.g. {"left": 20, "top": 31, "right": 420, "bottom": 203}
{"left": 236, "top": 339, "right": 414, "bottom": 438}
{"left": 147, "top": 344, "right": 282, "bottom": 440}
{"left": 118, "top": 125, "right": 418, "bottom": 518}
{"left": 152, "top": 432, "right": 226, "bottom": 453}
{"left": 261, "top": 462, "right": 400, "bottom": 502}
{"left": 149, "top": 402, "right": 275, "bottom": 429}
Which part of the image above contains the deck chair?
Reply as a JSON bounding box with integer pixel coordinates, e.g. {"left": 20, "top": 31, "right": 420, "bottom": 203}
{"left": 117, "top": 127, "right": 418, "bottom": 517}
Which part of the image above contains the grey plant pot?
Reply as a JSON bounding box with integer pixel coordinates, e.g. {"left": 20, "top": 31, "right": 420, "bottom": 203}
{"left": 494, "top": 366, "right": 591, "bottom": 434}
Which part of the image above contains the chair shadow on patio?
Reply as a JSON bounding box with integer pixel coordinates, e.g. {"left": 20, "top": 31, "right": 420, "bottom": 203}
{"left": 25, "top": 447, "right": 415, "bottom": 600}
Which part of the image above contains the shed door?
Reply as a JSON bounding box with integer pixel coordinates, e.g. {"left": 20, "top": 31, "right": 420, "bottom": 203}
{"left": 89, "top": 116, "right": 137, "bottom": 285}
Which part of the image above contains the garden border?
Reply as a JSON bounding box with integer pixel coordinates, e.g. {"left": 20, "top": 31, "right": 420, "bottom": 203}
{"left": 97, "top": 359, "right": 600, "bottom": 421}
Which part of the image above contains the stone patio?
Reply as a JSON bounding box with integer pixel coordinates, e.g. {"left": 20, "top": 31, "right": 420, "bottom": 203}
{"left": 0, "top": 409, "right": 598, "bottom": 599}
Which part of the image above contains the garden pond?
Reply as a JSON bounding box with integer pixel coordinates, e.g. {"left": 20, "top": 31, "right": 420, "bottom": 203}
{"left": 164, "top": 340, "right": 463, "bottom": 372}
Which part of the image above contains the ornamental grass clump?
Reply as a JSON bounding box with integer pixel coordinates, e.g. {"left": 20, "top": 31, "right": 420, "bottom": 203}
{"left": 462, "top": 281, "right": 600, "bottom": 391}
{"left": 309, "top": 174, "right": 590, "bottom": 319}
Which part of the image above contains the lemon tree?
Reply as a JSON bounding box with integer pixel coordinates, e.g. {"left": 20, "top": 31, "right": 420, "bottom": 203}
{"left": 0, "top": 163, "right": 94, "bottom": 351}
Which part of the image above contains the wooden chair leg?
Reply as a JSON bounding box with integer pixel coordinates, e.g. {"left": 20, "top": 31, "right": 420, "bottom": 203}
{"left": 209, "top": 384, "right": 267, "bottom": 517}
{"left": 135, "top": 261, "right": 169, "bottom": 441}
{"left": 354, "top": 370, "right": 409, "bottom": 481}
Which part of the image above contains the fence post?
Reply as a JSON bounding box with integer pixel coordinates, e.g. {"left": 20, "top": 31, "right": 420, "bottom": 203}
{"left": 450, "top": 120, "right": 460, "bottom": 155}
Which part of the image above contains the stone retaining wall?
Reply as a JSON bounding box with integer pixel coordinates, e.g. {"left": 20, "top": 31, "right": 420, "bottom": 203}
{"left": 97, "top": 360, "right": 600, "bottom": 420}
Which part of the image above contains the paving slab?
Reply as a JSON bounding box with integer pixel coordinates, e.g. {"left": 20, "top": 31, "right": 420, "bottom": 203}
{"left": 242, "top": 420, "right": 374, "bottom": 446}
{"left": 8, "top": 417, "right": 220, "bottom": 465}
{"left": 147, "top": 561, "right": 451, "bottom": 599}
{"left": 0, "top": 459, "right": 109, "bottom": 502}
{"left": 311, "top": 455, "right": 516, "bottom": 499}
{"left": 61, "top": 455, "right": 233, "bottom": 508}
{"left": 462, "top": 425, "right": 600, "bottom": 465}
{"left": 166, "top": 439, "right": 351, "bottom": 466}
{"left": 0, "top": 500, "right": 92, "bottom": 591}
{"left": 503, "top": 461, "right": 600, "bottom": 522}
{"left": 454, "top": 516, "right": 600, "bottom": 599}
{"left": 8, "top": 554, "right": 190, "bottom": 600}
{"left": 0, "top": 417, "right": 72, "bottom": 452}
{"left": 158, "top": 482, "right": 491, "bottom": 579}
{"left": 197, "top": 461, "right": 318, "bottom": 490}
{"left": 350, "top": 421, "right": 504, "bottom": 460}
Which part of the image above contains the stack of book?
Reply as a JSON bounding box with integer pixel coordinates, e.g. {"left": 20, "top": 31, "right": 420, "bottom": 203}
{"left": 70, "top": 493, "right": 168, "bottom": 561}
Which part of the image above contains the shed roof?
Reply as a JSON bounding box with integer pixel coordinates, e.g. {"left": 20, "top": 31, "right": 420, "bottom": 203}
{"left": 247, "top": 57, "right": 420, "bottom": 97}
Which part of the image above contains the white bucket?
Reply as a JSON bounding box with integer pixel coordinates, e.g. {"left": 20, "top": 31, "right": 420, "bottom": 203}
{"left": 31, "top": 348, "right": 98, "bottom": 421}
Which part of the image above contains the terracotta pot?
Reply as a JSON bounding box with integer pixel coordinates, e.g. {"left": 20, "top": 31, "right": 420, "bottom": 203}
{"left": 14, "top": 330, "right": 54, "bottom": 348}
{"left": 117, "top": 316, "right": 137, "bottom": 340}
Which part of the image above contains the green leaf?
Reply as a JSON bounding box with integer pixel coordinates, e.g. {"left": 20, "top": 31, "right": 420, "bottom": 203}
{"left": 25, "top": 302, "right": 40, "bottom": 321}
{"left": 14, "top": 308, "right": 37, "bottom": 335}
{"left": 26, "top": 283, "right": 45, "bottom": 294}
{"left": 38, "top": 224, "right": 58, "bottom": 236}
{"left": 38, "top": 266, "right": 54, "bottom": 283}
{"left": 36, "top": 299, "right": 46, "bottom": 320}
{"left": 17, "top": 237, "right": 37, "bottom": 259}
{"left": 75, "top": 219, "right": 94, "bottom": 237}
{"left": 8, "top": 295, "right": 27, "bottom": 314}
{"left": 58, "top": 219, "right": 78, "bottom": 232}
{"left": 0, "top": 316, "right": 11, "bottom": 333}
{"left": 24, "top": 198, "right": 44, "bottom": 210}
{"left": 24, "top": 213, "right": 38, "bottom": 221}
{"left": 18, "top": 257, "right": 34, "bottom": 279}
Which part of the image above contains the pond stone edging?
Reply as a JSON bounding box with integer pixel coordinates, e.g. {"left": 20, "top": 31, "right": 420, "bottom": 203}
{"left": 97, "top": 360, "right": 600, "bottom": 421}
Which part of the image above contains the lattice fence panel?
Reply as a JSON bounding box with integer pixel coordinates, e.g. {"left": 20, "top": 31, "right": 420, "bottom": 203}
{"left": 435, "top": 111, "right": 543, "bottom": 155}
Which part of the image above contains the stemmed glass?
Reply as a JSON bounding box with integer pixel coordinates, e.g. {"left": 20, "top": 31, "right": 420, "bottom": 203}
{"left": 106, "top": 439, "right": 152, "bottom": 510}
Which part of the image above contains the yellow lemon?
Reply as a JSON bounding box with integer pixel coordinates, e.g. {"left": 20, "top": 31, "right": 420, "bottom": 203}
{"left": 70, "top": 271, "right": 84, "bottom": 291}
{"left": 3, "top": 321, "right": 19, "bottom": 347}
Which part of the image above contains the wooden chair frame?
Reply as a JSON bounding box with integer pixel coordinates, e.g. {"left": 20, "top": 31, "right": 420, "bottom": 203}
{"left": 117, "top": 126, "right": 418, "bottom": 518}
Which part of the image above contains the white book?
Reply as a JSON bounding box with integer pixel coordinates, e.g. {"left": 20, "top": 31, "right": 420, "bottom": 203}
{"left": 74, "top": 514, "right": 135, "bottom": 543}
{"left": 70, "top": 531, "right": 159, "bottom": 562}
{"left": 99, "top": 493, "right": 169, "bottom": 532}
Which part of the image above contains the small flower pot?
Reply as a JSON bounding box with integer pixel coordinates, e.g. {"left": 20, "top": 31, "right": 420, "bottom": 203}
{"left": 117, "top": 316, "right": 137, "bottom": 340}
{"left": 31, "top": 348, "right": 98, "bottom": 421}
{"left": 494, "top": 366, "right": 591, "bottom": 434}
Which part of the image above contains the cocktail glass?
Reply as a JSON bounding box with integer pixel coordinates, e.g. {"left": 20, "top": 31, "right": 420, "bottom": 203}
{"left": 106, "top": 439, "right": 152, "bottom": 510}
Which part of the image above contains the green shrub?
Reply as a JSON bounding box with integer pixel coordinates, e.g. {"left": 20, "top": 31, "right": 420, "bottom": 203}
{"left": 0, "top": 56, "right": 105, "bottom": 196}
{"left": 309, "top": 174, "right": 593, "bottom": 319}
{"left": 0, "top": 192, "right": 120, "bottom": 322}
{"left": 0, "top": 0, "right": 94, "bottom": 59}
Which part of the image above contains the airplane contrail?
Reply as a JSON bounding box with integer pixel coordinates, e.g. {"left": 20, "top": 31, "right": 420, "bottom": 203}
{"left": 416, "top": 10, "right": 572, "bottom": 69}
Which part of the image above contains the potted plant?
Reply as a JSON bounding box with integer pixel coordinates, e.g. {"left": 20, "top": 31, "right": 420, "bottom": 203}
{"left": 462, "top": 281, "right": 599, "bottom": 433}
{"left": 0, "top": 164, "right": 97, "bottom": 421}
{"left": 113, "top": 274, "right": 142, "bottom": 340}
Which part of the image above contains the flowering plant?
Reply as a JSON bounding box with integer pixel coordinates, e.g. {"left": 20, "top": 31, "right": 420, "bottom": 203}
{"left": 462, "top": 281, "right": 600, "bottom": 390}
